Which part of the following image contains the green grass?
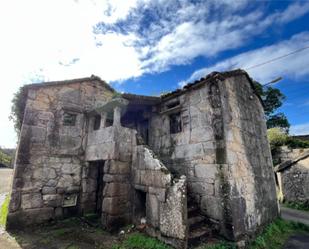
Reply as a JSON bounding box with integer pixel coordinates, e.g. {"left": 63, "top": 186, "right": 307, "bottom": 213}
{"left": 0, "top": 195, "right": 9, "bottom": 227}
{"left": 112, "top": 233, "right": 172, "bottom": 249}
{"left": 249, "top": 218, "right": 309, "bottom": 249}
{"left": 198, "top": 218, "right": 309, "bottom": 249}
{"left": 283, "top": 201, "right": 309, "bottom": 212}
{"left": 66, "top": 245, "right": 80, "bottom": 249}
{"left": 201, "top": 241, "right": 236, "bottom": 249}
{"left": 49, "top": 227, "right": 72, "bottom": 237}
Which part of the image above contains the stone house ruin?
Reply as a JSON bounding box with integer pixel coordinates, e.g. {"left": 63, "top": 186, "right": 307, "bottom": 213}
{"left": 7, "top": 70, "right": 278, "bottom": 248}
{"left": 275, "top": 149, "right": 309, "bottom": 205}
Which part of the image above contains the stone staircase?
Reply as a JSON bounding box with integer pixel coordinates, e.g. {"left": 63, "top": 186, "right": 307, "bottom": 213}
{"left": 188, "top": 196, "right": 211, "bottom": 246}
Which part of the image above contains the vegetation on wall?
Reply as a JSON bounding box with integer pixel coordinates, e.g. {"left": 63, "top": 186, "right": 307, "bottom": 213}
{"left": 9, "top": 86, "right": 28, "bottom": 134}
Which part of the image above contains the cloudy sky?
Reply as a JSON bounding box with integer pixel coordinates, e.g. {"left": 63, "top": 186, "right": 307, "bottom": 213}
{"left": 0, "top": 0, "right": 309, "bottom": 148}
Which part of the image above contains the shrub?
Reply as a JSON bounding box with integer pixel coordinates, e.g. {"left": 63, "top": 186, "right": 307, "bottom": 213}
{"left": 285, "top": 137, "right": 309, "bottom": 149}
{"left": 267, "top": 128, "right": 288, "bottom": 150}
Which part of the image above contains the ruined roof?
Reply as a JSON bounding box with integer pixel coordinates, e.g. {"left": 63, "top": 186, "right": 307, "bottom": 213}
{"left": 122, "top": 93, "right": 161, "bottom": 105}
{"left": 23, "top": 69, "right": 261, "bottom": 105}
{"left": 274, "top": 150, "right": 309, "bottom": 172}
{"left": 160, "top": 69, "right": 257, "bottom": 100}
{"left": 25, "top": 75, "right": 115, "bottom": 93}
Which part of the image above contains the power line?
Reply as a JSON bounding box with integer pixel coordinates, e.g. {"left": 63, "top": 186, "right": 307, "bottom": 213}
{"left": 244, "top": 45, "right": 309, "bottom": 71}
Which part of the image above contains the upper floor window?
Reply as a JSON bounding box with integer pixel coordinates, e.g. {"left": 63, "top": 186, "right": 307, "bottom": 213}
{"left": 63, "top": 113, "right": 77, "bottom": 126}
{"left": 169, "top": 112, "right": 182, "bottom": 134}
{"left": 93, "top": 115, "right": 101, "bottom": 130}
{"left": 105, "top": 111, "right": 113, "bottom": 127}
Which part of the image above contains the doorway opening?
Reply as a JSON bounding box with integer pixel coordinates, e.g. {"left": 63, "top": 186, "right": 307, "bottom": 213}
{"left": 134, "top": 190, "right": 147, "bottom": 224}
{"left": 85, "top": 160, "right": 105, "bottom": 215}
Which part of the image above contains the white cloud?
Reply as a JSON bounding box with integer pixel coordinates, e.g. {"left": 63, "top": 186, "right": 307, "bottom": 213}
{"left": 181, "top": 32, "right": 309, "bottom": 86}
{"left": 290, "top": 123, "right": 309, "bottom": 135}
{"left": 0, "top": 0, "right": 309, "bottom": 147}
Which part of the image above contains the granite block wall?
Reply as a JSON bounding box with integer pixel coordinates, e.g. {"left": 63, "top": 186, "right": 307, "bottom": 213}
{"left": 132, "top": 145, "right": 188, "bottom": 248}
{"left": 148, "top": 72, "right": 278, "bottom": 242}
{"left": 7, "top": 79, "right": 114, "bottom": 228}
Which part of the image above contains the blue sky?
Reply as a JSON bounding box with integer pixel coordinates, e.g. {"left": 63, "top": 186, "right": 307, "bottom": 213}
{"left": 0, "top": 0, "right": 309, "bottom": 148}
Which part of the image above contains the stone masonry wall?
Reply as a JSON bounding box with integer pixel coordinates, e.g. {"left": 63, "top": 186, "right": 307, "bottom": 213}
{"left": 148, "top": 72, "right": 278, "bottom": 242}
{"left": 85, "top": 125, "right": 137, "bottom": 230}
{"left": 221, "top": 74, "right": 278, "bottom": 241}
{"left": 273, "top": 146, "right": 309, "bottom": 166}
{"left": 149, "top": 82, "right": 224, "bottom": 227}
{"left": 7, "top": 80, "right": 114, "bottom": 228}
{"left": 132, "top": 145, "right": 187, "bottom": 248}
{"left": 280, "top": 157, "right": 309, "bottom": 203}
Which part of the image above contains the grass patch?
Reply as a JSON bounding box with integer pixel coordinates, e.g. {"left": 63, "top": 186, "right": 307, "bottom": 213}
{"left": 112, "top": 233, "right": 172, "bottom": 249}
{"left": 50, "top": 227, "right": 72, "bottom": 237}
{"left": 0, "top": 195, "right": 9, "bottom": 227}
{"left": 201, "top": 241, "right": 236, "bottom": 249}
{"left": 283, "top": 201, "right": 309, "bottom": 212}
{"left": 198, "top": 219, "right": 309, "bottom": 249}
{"left": 249, "top": 218, "right": 309, "bottom": 249}
{"left": 66, "top": 245, "right": 80, "bottom": 249}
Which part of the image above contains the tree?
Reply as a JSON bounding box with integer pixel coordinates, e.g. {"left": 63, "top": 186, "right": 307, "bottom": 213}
{"left": 267, "top": 128, "right": 288, "bottom": 150}
{"left": 9, "top": 86, "right": 28, "bottom": 134}
{"left": 253, "top": 81, "right": 290, "bottom": 132}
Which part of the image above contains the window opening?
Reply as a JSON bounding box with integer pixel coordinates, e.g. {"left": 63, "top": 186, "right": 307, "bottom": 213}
{"left": 105, "top": 112, "right": 114, "bottom": 127}
{"left": 93, "top": 115, "right": 101, "bottom": 130}
{"left": 170, "top": 112, "right": 182, "bottom": 134}
{"left": 166, "top": 100, "right": 180, "bottom": 109}
{"left": 63, "top": 113, "right": 77, "bottom": 126}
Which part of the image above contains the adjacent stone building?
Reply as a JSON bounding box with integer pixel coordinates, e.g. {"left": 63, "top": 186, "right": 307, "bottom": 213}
{"left": 275, "top": 149, "right": 309, "bottom": 204}
{"left": 7, "top": 70, "right": 278, "bottom": 248}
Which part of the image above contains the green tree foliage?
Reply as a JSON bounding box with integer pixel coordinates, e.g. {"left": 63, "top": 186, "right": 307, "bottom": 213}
{"left": 9, "top": 86, "right": 28, "bottom": 134}
{"left": 254, "top": 81, "right": 290, "bottom": 131}
{"left": 0, "top": 149, "right": 12, "bottom": 166}
{"left": 267, "top": 128, "right": 288, "bottom": 150}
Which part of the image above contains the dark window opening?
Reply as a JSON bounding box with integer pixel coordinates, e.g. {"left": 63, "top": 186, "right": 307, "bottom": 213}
{"left": 134, "top": 190, "right": 146, "bottom": 223}
{"left": 93, "top": 115, "right": 101, "bottom": 130}
{"left": 166, "top": 100, "right": 180, "bottom": 109}
{"left": 63, "top": 113, "right": 77, "bottom": 126}
{"left": 170, "top": 112, "right": 182, "bottom": 134}
{"left": 105, "top": 114, "right": 113, "bottom": 127}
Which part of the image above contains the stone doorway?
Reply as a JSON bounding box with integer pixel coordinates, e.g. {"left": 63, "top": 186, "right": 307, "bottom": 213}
{"left": 82, "top": 160, "right": 105, "bottom": 216}
{"left": 133, "top": 189, "right": 147, "bottom": 224}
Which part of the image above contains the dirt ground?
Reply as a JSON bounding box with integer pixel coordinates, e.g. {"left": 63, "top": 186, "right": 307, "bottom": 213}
{"left": 0, "top": 217, "right": 122, "bottom": 249}
{"left": 0, "top": 168, "right": 13, "bottom": 194}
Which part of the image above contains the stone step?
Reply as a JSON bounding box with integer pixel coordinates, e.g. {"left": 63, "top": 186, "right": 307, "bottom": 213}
{"left": 188, "top": 215, "right": 206, "bottom": 229}
{"left": 188, "top": 225, "right": 211, "bottom": 246}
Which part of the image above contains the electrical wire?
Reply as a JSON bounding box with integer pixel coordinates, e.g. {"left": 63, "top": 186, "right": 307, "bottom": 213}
{"left": 245, "top": 45, "right": 309, "bottom": 71}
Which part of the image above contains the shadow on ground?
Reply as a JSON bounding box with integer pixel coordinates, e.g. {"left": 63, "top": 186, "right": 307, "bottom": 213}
{"left": 1, "top": 217, "right": 120, "bottom": 249}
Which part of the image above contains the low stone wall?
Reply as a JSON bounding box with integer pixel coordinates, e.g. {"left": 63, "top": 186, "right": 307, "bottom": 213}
{"left": 275, "top": 152, "right": 309, "bottom": 204}
{"left": 132, "top": 145, "right": 187, "bottom": 248}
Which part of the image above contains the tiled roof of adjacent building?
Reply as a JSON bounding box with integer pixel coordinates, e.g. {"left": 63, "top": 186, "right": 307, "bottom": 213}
{"left": 274, "top": 150, "right": 309, "bottom": 172}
